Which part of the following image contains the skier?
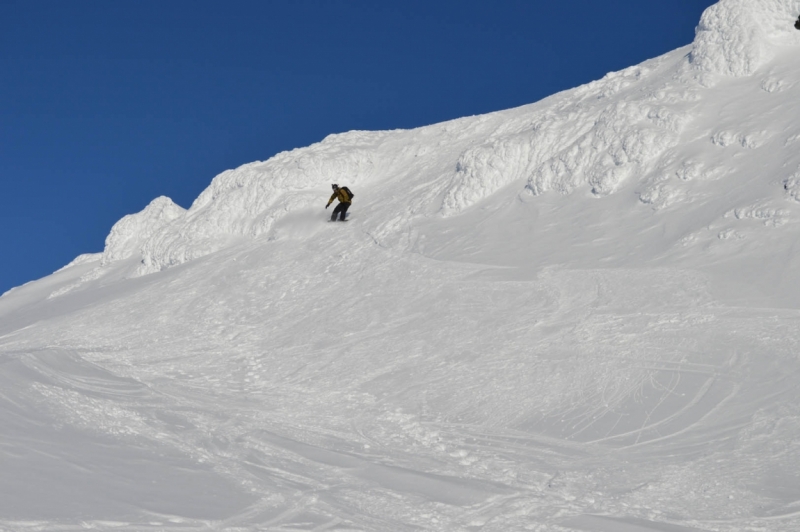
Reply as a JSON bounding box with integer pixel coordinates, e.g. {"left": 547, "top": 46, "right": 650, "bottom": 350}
{"left": 325, "top": 184, "right": 353, "bottom": 222}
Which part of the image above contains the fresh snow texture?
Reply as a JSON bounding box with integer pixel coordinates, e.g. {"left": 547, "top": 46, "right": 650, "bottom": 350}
{"left": 4, "top": 2, "right": 800, "bottom": 531}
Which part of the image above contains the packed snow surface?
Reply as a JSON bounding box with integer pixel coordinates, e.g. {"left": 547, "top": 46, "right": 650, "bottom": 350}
{"left": 3, "top": 2, "right": 800, "bottom": 531}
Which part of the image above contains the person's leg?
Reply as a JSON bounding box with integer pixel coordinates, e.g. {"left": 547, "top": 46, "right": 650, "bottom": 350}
{"left": 339, "top": 203, "right": 350, "bottom": 221}
{"left": 331, "top": 203, "right": 343, "bottom": 221}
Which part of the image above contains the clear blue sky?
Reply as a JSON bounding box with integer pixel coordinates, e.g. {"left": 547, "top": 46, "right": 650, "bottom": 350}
{"left": 0, "top": 0, "right": 716, "bottom": 294}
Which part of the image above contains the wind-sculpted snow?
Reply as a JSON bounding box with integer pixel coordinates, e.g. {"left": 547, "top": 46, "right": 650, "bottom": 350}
{"left": 691, "top": 0, "right": 800, "bottom": 79}
{"left": 134, "top": 132, "right": 392, "bottom": 274}
{"left": 433, "top": 52, "right": 694, "bottom": 213}
{"left": 100, "top": 196, "right": 186, "bottom": 265}
{"left": 118, "top": 48, "right": 698, "bottom": 273}
{"left": 80, "top": 0, "right": 800, "bottom": 279}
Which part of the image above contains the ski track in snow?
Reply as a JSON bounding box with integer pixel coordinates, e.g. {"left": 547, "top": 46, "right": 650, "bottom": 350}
{"left": 4, "top": 1, "right": 800, "bottom": 530}
{"left": 3, "top": 227, "right": 800, "bottom": 531}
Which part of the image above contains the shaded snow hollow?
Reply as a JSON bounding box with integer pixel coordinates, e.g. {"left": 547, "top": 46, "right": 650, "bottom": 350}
{"left": 4, "top": 2, "right": 800, "bottom": 532}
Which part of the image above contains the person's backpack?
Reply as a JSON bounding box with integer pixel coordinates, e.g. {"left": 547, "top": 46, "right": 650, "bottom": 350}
{"left": 342, "top": 186, "right": 354, "bottom": 200}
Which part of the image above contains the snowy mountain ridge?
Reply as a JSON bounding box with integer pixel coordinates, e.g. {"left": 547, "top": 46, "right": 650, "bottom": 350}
{"left": 3, "top": 2, "right": 800, "bottom": 531}
{"left": 73, "top": 0, "right": 800, "bottom": 282}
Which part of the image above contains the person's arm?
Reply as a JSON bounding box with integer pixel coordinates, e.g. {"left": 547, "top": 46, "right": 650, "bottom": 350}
{"left": 326, "top": 192, "right": 337, "bottom": 207}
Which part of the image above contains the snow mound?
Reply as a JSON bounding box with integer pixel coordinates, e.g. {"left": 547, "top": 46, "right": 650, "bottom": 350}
{"left": 101, "top": 196, "right": 186, "bottom": 265}
{"left": 691, "top": 0, "right": 800, "bottom": 78}
{"left": 190, "top": 131, "right": 385, "bottom": 213}
{"left": 440, "top": 49, "right": 691, "bottom": 214}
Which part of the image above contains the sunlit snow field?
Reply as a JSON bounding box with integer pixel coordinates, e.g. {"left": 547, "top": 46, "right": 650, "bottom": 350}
{"left": 3, "top": 1, "right": 800, "bottom": 530}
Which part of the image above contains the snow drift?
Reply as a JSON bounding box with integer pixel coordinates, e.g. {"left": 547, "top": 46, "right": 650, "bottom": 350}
{"left": 691, "top": 0, "right": 800, "bottom": 78}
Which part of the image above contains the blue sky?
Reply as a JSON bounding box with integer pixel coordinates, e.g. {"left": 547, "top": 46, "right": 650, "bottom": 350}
{"left": 0, "top": 0, "right": 716, "bottom": 294}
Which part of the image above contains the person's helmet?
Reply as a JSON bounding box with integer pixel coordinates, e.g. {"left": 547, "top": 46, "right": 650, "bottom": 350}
{"left": 332, "top": 184, "right": 339, "bottom": 190}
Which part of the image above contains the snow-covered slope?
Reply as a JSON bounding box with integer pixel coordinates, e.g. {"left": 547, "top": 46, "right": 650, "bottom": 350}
{"left": 3, "top": 2, "right": 800, "bottom": 531}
